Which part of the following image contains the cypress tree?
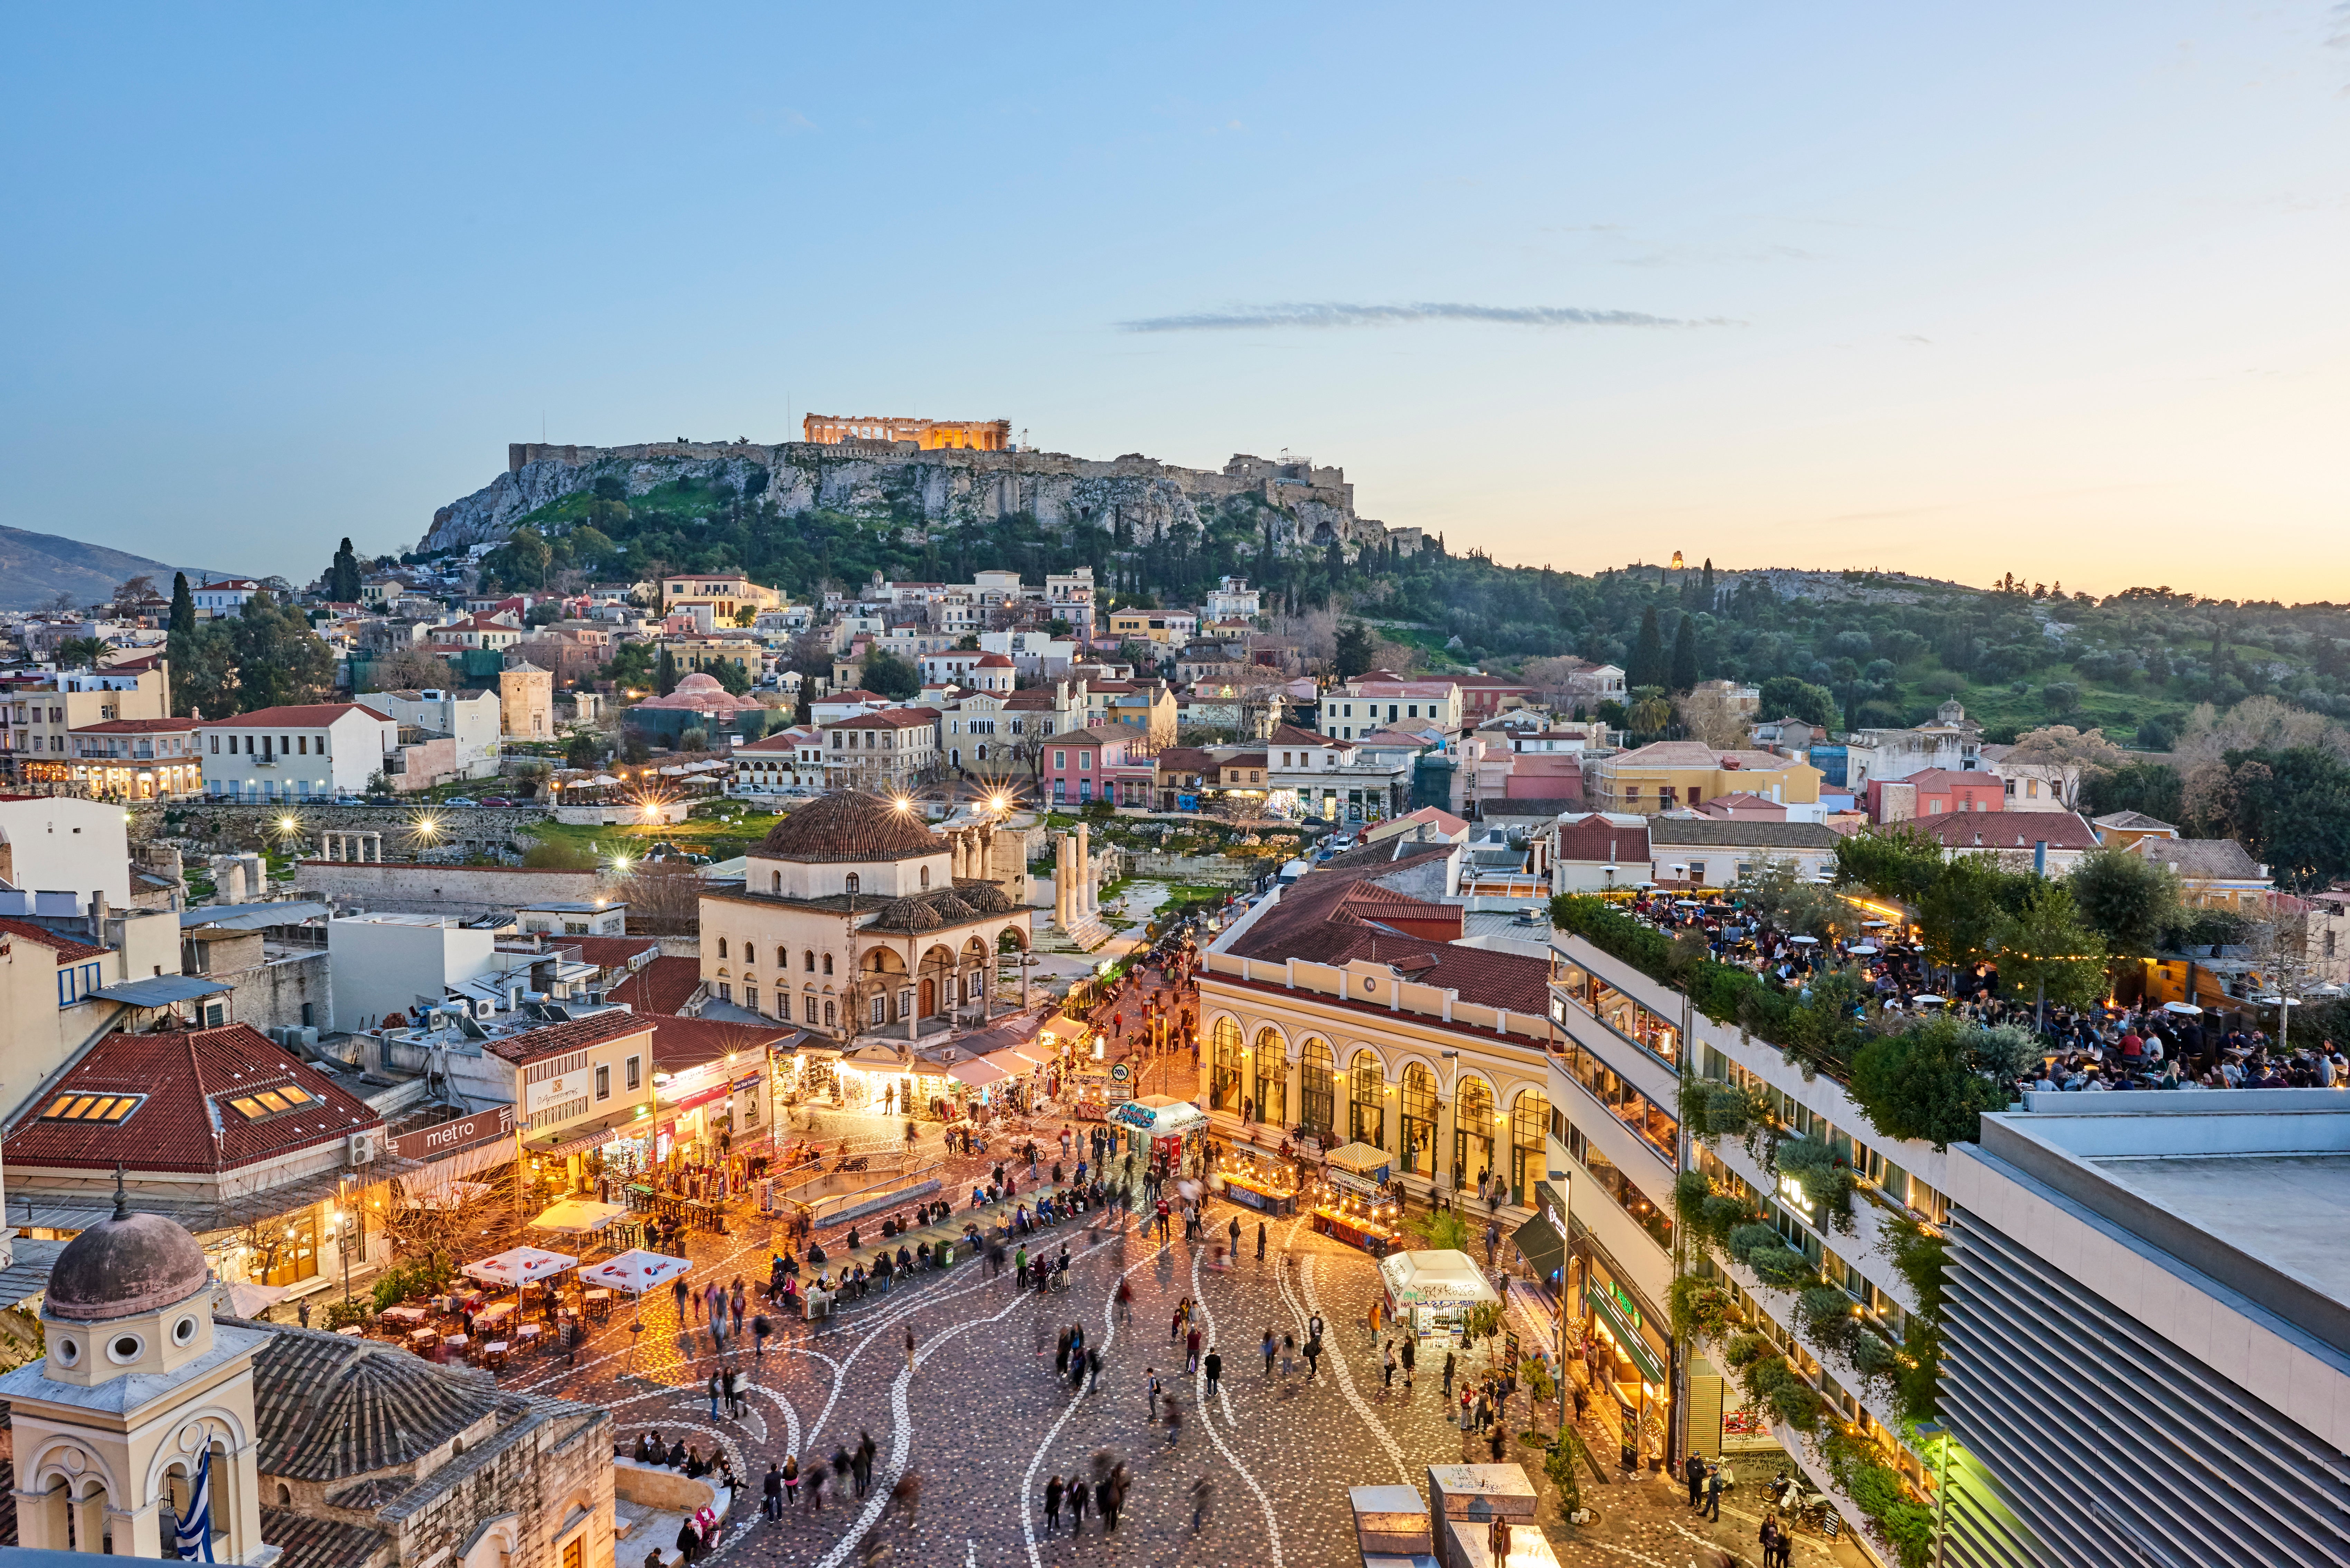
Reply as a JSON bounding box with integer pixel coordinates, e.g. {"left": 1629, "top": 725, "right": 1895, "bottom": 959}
{"left": 1630, "top": 606, "right": 1666, "bottom": 690}
{"left": 1671, "top": 613, "right": 1700, "bottom": 692}
{"left": 169, "top": 572, "right": 195, "bottom": 636}
{"left": 657, "top": 648, "right": 678, "bottom": 696}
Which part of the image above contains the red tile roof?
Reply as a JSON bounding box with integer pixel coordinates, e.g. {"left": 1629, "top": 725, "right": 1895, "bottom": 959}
{"left": 67, "top": 717, "right": 198, "bottom": 734}
{"left": 482, "top": 1010, "right": 656, "bottom": 1067}
{"left": 3, "top": 1025, "right": 381, "bottom": 1174}
{"left": 1908, "top": 810, "right": 2099, "bottom": 851}
{"left": 565, "top": 935, "right": 664, "bottom": 975}
{"left": 827, "top": 708, "right": 937, "bottom": 731}
{"left": 647, "top": 1014, "right": 798, "bottom": 1073}
{"left": 821, "top": 688, "right": 889, "bottom": 704}
{"left": 1269, "top": 722, "right": 1348, "bottom": 749}
{"left": 200, "top": 703, "right": 391, "bottom": 728}
{"left": 0, "top": 918, "right": 107, "bottom": 964}
{"left": 608, "top": 955, "right": 703, "bottom": 1015}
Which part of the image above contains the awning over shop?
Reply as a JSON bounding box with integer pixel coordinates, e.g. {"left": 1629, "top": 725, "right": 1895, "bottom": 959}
{"left": 1111, "top": 1096, "right": 1207, "bottom": 1138}
{"left": 521, "top": 1104, "right": 653, "bottom": 1158}
{"left": 1510, "top": 1213, "right": 1566, "bottom": 1284}
{"left": 89, "top": 975, "right": 232, "bottom": 1007}
{"left": 1378, "top": 1249, "right": 1501, "bottom": 1309}
{"left": 947, "top": 1058, "right": 1012, "bottom": 1087}
{"left": 980, "top": 1048, "right": 1046, "bottom": 1079}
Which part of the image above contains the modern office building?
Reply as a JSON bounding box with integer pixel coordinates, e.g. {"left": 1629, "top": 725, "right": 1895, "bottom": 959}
{"left": 1937, "top": 1094, "right": 2350, "bottom": 1568}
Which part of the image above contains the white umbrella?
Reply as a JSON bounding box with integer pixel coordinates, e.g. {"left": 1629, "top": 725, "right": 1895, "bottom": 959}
{"left": 1788, "top": 935, "right": 1819, "bottom": 945}
{"left": 2162, "top": 1001, "right": 2204, "bottom": 1015}
{"left": 1848, "top": 943, "right": 1879, "bottom": 955}
{"left": 531, "top": 1198, "right": 626, "bottom": 1234}
{"left": 225, "top": 1282, "right": 288, "bottom": 1319}
{"left": 591, "top": 774, "right": 621, "bottom": 786}
{"left": 580, "top": 1248, "right": 693, "bottom": 1330}
{"left": 1862, "top": 919, "right": 1890, "bottom": 928}
{"left": 1912, "top": 993, "right": 1946, "bottom": 1006}
{"left": 462, "top": 1245, "right": 579, "bottom": 1288}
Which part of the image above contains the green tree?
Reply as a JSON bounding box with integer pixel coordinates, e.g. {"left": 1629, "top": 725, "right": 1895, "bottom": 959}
{"left": 54, "top": 636, "right": 109, "bottom": 670}
{"left": 1758, "top": 676, "right": 1837, "bottom": 729}
{"left": 861, "top": 648, "right": 920, "bottom": 700}
{"left": 2084, "top": 759, "right": 2184, "bottom": 823}
{"left": 707, "top": 659, "right": 752, "bottom": 695}
{"left": 229, "top": 592, "right": 333, "bottom": 712}
{"left": 1997, "top": 882, "right": 2108, "bottom": 1017}
{"left": 1627, "top": 606, "right": 1666, "bottom": 690}
{"left": 2067, "top": 847, "right": 2180, "bottom": 957}
{"left": 1851, "top": 1017, "right": 2023, "bottom": 1150}
{"left": 604, "top": 641, "right": 657, "bottom": 693}
{"left": 325, "top": 537, "right": 364, "bottom": 601}
{"left": 563, "top": 731, "right": 604, "bottom": 770}
{"left": 1915, "top": 853, "right": 2013, "bottom": 974}
{"left": 169, "top": 572, "right": 196, "bottom": 636}
{"left": 656, "top": 648, "right": 678, "bottom": 696}
{"left": 1669, "top": 612, "right": 1699, "bottom": 692}
{"left": 1334, "top": 621, "right": 1377, "bottom": 680}
{"left": 2214, "top": 747, "right": 2350, "bottom": 890}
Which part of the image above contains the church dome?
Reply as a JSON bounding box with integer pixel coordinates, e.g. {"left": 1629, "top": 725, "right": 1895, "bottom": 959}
{"left": 46, "top": 1197, "right": 212, "bottom": 1323}
{"left": 754, "top": 792, "right": 946, "bottom": 864}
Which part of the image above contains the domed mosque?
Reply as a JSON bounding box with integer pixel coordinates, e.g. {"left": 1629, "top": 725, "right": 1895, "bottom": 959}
{"left": 700, "top": 790, "right": 1033, "bottom": 1070}
{"left": 0, "top": 1175, "right": 614, "bottom": 1563}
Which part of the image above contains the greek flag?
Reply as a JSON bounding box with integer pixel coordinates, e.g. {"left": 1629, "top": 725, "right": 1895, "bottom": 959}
{"left": 174, "top": 1444, "right": 215, "bottom": 1561}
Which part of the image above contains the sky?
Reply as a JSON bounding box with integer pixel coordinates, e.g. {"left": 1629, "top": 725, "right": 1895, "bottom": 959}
{"left": 4, "top": 3, "right": 2347, "bottom": 600}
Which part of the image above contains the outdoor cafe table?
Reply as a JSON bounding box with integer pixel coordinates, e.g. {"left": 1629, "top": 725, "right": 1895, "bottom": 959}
{"left": 406, "top": 1328, "right": 438, "bottom": 1350}
{"left": 477, "top": 1302, "right": 517, "bottom": 1330}
{"left": 380, "top": 1305, "right": 431, "bottom": 1329}
{"left": 1219, "top": 1172, "right": 1297, "bottom": 1216}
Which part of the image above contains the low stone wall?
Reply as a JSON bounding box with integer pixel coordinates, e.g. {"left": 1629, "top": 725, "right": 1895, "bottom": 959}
{"left": 152, "top": 801, "right": 550, "bottom": 857}
{"left": 613, "top": 1460, "right": 722, "bottom": 1514}
{"left": 295, "top": 859, "right": 619, "bottom": 915}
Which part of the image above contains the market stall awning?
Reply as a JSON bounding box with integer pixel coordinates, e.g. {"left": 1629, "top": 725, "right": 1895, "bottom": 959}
{"left": 947, "top": 1058, "right": 1012, "bottom": 1087}
{"left": 1378, "top": 1248, "right": 1501, "bottom": 1308}
{"left": 1325, "top": 1142, "right": 1393, "bottom": 1178}
{"left": 520, "top": 1104, "right": 652, "bottom": 1158}
{"left": 980, "top": 1048, "right": 1045, "bottom": 1078}
{"left": 1510, "top": 1213, "right": 1566, "bottom": 1284}
{"left": 531, "top": 1198, "right": 626, "bottom": 1234}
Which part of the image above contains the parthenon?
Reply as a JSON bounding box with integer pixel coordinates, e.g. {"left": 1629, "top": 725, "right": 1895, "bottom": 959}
{"left": 801, "top": 413, "right": 1011, "bottom": 451}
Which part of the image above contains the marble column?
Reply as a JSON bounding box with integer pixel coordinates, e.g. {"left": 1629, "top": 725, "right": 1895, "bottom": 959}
{"left": 979, "top": 825, "right": 997, "bottom": 882}
{"left": 1075, "top": 822, "right": 1093, "bottom": 918}
{"left": 1055, "top": 833, "right": 1072, "bottom": 929}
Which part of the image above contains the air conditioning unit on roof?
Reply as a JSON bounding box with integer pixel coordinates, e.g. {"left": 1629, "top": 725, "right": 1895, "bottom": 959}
{"left": 347, "top": 1131, "right": 375, "bottom": 1166}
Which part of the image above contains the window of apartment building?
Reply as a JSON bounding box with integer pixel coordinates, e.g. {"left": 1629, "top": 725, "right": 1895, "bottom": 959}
{"left": 1553, "top": 1037, "right": 1679, "bottom": 1161}
{"left": 595, "top": 1064, "right": 610, "bottom": 1101}
{"left": 1567, "top": 1123, "right": 1674, "bottom": 1249}
{"left": 625, "top": 1055, "right": 641, "bottom": 1090}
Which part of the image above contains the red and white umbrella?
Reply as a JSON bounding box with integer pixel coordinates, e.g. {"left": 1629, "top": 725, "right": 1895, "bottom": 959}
{"left": 461, "top": 1245, "right": 579, "bottom": 1288}
{"left": 582, "top": 1249, "right": 692, "bottom": 1295}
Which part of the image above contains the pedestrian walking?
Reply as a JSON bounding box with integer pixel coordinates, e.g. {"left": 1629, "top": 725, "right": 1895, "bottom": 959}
{"left": 1402, "top": 1335, "right": 1416, "bottom": 1389}
{"left": 1094, "top": 1474, "right": 1115, "bottom": 1532}
{"left": 1704, "top": 1463, "right": 1724, "bottom": 1521}
{"left": 782, "top": 1454, "right": 800, "bottom": 1512}
{"left": 1146, "top": 1367, "right": 1162, "bottom": 1419}
{"left": 1684, "top": 1452, "right": 1707, "bottom": 1509}
{"left": 1204, "top": 1345, "right": 1222, "bottom": 1399}
{"left": 1442, "top": 1350, "right": 1456, "bottom": 1399}
{"left": 1086, "top": 1346, "right": 1101, "bottom": 1391}
{"left": 753, "top": 1313, "right": 771, "bottom": 1362}
{"left": 1190, "top": 1475, "right": 1214, "bottom": 1535}
{"left": 1256, "top": 1219, "right": 1267, "bottom": 1261}
{"left": 727, "top": 1366, "right": 749, "bottom": 1418}
{"left": 1261, "top": 1327, "right": 1277, "bottom": 1378}
{"left": 1165, "top": 1398, "right": 1183, "bottom": 1448}
{"left": 1066, "top": 1470, "right": 1089, "bottom": 1533}
{"left": 763, "top": 1462, "right": 784, "bottom": 1522}
{"left": 707, "top": 1370, "right": 722, "bottom": 1421}
{"left": 1280, "top": 1332, "right": 1296, "bottom": 1379}
{"left": 1045, "top": 1475, "right": 1064, "bottom": 1534}
{"left": 1186, "top": 1324, "right": 1202, "bottom": 1373}
{"left": 805, "top": 1464, "right": 826, "bottom": 1515}
{"left": 904, "top": 1325, "right": 916, "bottom": 1371}
{"left": 1116, "top": 1278, "right": 1133, "bottom": 1321}
{"left": 1382, "top": 1340, "right": 1397, "bottom": 1391}
{"left": 1304, "top": 1333, "right": 1322, "bottom": 1382}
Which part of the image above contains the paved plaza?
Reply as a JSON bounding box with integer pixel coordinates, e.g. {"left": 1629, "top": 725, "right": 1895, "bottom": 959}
{"left": 504, "top": 969, "right": 1873, "bottom": 1568}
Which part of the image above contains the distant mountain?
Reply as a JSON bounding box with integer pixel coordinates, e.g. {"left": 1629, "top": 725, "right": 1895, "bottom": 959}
{"left": 0, "top": 526, "right": 227, "bottom": 612}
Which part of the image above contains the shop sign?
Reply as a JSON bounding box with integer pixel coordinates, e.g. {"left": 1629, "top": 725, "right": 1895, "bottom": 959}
{"left": 1112, "top": 1101, "right": 1157, "bottom": 1130}
{"left": 732, "top": 1073, "right": 763, "bottom": 1092}
{"left": 1588, "top": 1279, "right": 1665, "bottom": 1384}
{"left": 1106, "top": 1061, "right": 1134, "bottom": 1104}
{"left": 389, "top": 1105, "right": 514, "bottom": 1161}
{"left": 1778, "top": 1173, "right": 1815, "bottom": 1220}
{"left": 525, "top": 1074, "right": 584, "bottom": 1113}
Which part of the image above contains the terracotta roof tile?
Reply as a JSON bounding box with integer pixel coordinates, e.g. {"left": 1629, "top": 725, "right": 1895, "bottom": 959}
{"left": 201, "top": 703, "right": 391, "bottom": 728}
{"left": 609, "top": 955, "right": 703, "bottom": 1015}
{"left": 260, "top": 1507, "right": 389, "bottom": 1568}
{"left": 752, "top": 791, "right": 946, "bottom": 862}
{"left": 482, "top": 1010, "right": 656, "bottom": 1066}
{"left": 648, "top": 1015, "right": 799, "bottom": 1073}
{"left": 3, "top": 1025, "right": 381, "bottom": 1174}
{"left": 0, "top": 918, "right": 107, "bottom": 964}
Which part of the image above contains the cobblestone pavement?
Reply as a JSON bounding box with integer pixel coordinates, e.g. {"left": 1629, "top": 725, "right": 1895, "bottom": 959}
{"left": 515, "top": 963, "right": 1879, "bottom": 1567}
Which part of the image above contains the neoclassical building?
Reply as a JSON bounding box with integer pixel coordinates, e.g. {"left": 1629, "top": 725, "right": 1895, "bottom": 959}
{"left": 698, "top": 791, "right": 1031, "bottom": 1039}
{"left": 1196, "top": 839, "right": 1555, "bottom": 1213}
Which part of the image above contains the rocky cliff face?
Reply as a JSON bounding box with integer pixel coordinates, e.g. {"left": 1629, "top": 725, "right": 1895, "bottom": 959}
{"left": 420, "top": 441, "right": 1405, "bottom": 559}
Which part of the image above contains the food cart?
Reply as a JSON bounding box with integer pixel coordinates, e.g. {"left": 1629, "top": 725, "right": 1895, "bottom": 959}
{"left": 1379, "top": 1249, "right": 1500, "bottom": 1344}
{"left": 1212, "top": 1146, "right": 1298, "bottom": 1215}
{"left": 1112, "top": 1095, "right": 1207, "bottom": 1164}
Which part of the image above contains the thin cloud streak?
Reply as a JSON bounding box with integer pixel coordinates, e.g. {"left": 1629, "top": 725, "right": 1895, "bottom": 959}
{"left": 1118, "top": 301, "right": 1736, "bottom": 332}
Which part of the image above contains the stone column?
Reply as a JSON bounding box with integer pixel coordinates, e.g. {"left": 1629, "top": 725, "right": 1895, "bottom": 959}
{"left": 951, "top": 831, "right": 968, "bottom": 880}
{"left": 1075, "top": 823, "right": 1092, "bottom": 918}
{"left": 978, "top": 825, "right": 997, "bottom": 882}
{"left": 1055, "top": 833, "right": 1072, "bottom": 929}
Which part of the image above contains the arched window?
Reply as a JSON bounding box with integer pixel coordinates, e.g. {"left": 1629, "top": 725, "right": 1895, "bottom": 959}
{"left": 777, "top": 946, "right": 788, "bottom": 969}
{"left": 824, "top": 1000, "right": 836, "bottom": 1028}
{"left": 845, "top": 873, "right": 861, "bottom": 896}
{"left": 823, "top": 953, "right": 834, "bottom": 975}
{"left": 1298, "top": 1037, "right": 1335, "bottom": 1137}
{"left": 771, "top": 870, "right": 782, "bottom": 894}
{"left": 920, "top": 866, "right": 931, "bottom": 888}
{"left": 1209, "top": 1018, "right": 1243, "bottom": 1112}
{"left": 1510, "top": 1089, "right": 1550, "bottom": 1208}
{"left": 1454, "top": 1077, "right": 1495, "bottom": 1191}
{"left": 717, "top": 938, "right": 727, "bottom": 959}
{"left": 805, "top": 950, "right": 816, "bottom": 972}
{"left": 1401, "top": 1062, "right": 1438, "bottom": 1177}
{"left": 1252, "top": 1027, "right": 1286, "bottom": 1127}
{"left": 1350, "top": 1051, "right": 1385, "bottom": 1148}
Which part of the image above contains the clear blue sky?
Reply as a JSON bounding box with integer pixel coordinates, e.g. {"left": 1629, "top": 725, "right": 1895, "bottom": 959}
{"left": 5, "top": 3, "right": 2345, "bottom": 597}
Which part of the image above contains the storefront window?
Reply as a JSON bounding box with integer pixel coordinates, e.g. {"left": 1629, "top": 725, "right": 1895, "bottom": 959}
{"left": 1252, "top": 1028, "right": 1286, "bottom": 1126}
{"left": 1401, "top": 1062, "right": 1437, "bottom": 1176}
{"left": 1554, "top": 1038, "right": 1680, "bottom": 1162}
{"left": 1210, "top": 1018, "right": 1242, "bottom": 1112}
{"left": 1349, "top": 1052, "right": 1384, "bottom": 1148}
{"left": 261, "top": 1211, "right": 319, "bottom": 1287}
{"left": 1510, "top": 1089, "right": 1549, "bottom": 1208}
{"left": 1454, "top": 1076, "right": 1494, "bottom": 1190}
{"left": 1298, "top": 1038, "right": 1335, "bottom": 1137}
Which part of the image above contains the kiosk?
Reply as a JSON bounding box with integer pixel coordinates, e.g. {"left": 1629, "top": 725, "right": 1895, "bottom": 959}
{"left": 1379, "top": 1249, "right": 1500, "bottom": 1343}
{"left": 1112, "top": 1095, "right": 1207, "bottom": 1163}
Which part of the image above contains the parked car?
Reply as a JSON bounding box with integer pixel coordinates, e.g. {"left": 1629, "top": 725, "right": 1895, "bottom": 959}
{"left": 445, "top": 796, "right": 480, "bottom": 807}
{"left": 480, "top": 796, "right": 515, "bottom": 808}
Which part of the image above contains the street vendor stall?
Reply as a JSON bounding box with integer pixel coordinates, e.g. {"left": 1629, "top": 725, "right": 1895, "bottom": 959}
{"left": 1212, "top": 1146, "right": 1298, "bottom": 1215}
{"left": 1323, "top": 1141, "right": 1393, "bottom": 1196}
{"left": 1379, "top": 1248, "right": 1500, "bottom": 1343}
{"left": 1111, "top": 1095, "right": 1207, "bottom": 1163}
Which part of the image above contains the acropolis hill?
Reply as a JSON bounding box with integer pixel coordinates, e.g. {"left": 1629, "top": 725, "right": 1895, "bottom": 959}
{"left": 415, "top": 432, "right": 1420, "bottom": 559}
